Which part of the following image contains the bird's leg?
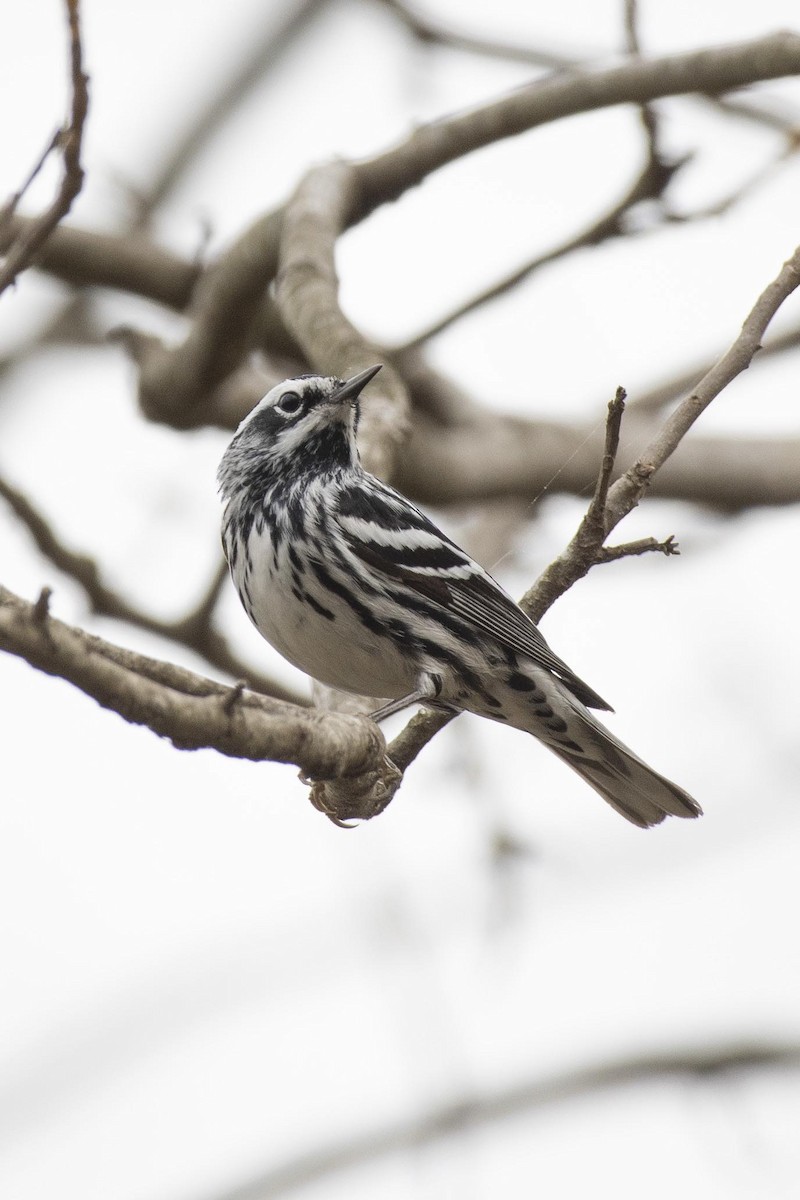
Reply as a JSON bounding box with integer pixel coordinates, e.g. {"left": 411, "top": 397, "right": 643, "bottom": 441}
{"left": 369, "top": 673, "right": 443, "bottom": 723}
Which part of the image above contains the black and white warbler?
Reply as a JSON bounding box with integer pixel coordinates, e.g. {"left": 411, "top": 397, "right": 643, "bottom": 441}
{"left": 218, "top": 365, "right": 701, "bottom": 828}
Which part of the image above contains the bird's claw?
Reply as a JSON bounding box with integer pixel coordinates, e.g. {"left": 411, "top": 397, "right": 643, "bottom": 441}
{"left": 299, "top": 756, "right": 403, "bottom": 826}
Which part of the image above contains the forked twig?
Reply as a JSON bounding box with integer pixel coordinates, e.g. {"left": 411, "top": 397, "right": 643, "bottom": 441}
{"left": 0, "top": 0, "right": 89, "bottom": 296}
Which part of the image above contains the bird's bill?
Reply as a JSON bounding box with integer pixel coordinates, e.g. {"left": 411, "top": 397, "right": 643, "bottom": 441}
{"left": 331, "top": 364, "right": 382, "bottom": 405}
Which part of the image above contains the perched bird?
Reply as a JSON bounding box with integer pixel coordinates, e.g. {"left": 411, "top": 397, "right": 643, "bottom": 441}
{"left": 218, "top": 365, "right": 701, "bottom": 828}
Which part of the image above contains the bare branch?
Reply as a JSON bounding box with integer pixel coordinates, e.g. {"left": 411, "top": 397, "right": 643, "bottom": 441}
{"left": 0, "top": 0, "right": 89, "bottom": 295}
{"left": 605, "top": 243, "right": 800, "bottom": 526}
{"left": 12, "top": 209, "right": 800, "bottom": 502}
{"left": 622, "top": 0, "right": 663, "bottom": 176}
{"left": 0, "top": 130, "right": 62, "bottom": 231}
{"left": 0, "top": 585, "right": 382, "bottom": 779}
{"left": 0, "top": 475, "right": 304, "bottom": 704}
{"left": 382, "top": 0, "right": 800, "bottom": 141}
{"left": 275, "top": 162, "right": 409, "bottom": 479}
{"left": 399, "top": 152, "right": 681, "bottom": 351}
{"left": 136, "top": 209, "right": 287, "bottom": 426}
{"left": 596, "top": 534, "right": 679, "bottom": 563}
{"left": 628, "top": 319, "right": 800, "bottom": 414}
{"left": 376, "top": 0, "right": 581, "bottom": 70}
{"left": 141, "top": 0, "right": 329, "bottom": 219}
{"left": 0, "top": 0, "right": 330, "bottom": 410}
{"left": 397, "top": 408, "right": 800, "bottom": 512}
{"left": 587, "top": 387, "right": 626, "bottom": 530}
{"left": 0, "top": 215, "right": 200, "bottom": 309}
{"left": 126, "top": 33, "right": 800, "bottom": 431}
{"left": 524, "top": 241, "right": 800, "bottom": 617}
{"left": 355, "top": 34, "right": 800, "bottom": 208}
{"left": 202, "top": 1041, "right": 800, "bottom": 1200}
{"left": 517, "top": 389, "right": 628, "bottom": 622}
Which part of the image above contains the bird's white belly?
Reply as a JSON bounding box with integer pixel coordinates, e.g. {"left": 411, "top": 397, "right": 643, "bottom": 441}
{"left": 241, "top": 540, "right": 417, "bottom": 699}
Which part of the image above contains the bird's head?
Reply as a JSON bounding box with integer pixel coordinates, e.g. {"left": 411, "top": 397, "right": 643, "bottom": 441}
{"left": 218, "top": 364, "right": 382, "bottom": 499}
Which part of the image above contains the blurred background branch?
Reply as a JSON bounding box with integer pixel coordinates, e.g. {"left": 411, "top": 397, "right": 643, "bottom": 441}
{"left": 208, "top": 1041, "right": 800, "bottom": 1200}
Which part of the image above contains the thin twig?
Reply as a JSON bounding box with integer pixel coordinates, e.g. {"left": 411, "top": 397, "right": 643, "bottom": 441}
{"left": 0, "top": 0, "right": 89, "bottom": 295}
{"left": 525, "top": 240, "right": 800, "bottom": 619}
{"left": 587, "top": 387, "right": 626, "bottom": 533}
{"left": 398, "top": 153, "right": 681, "bottom": 351}
{"left": 377, "top": 0, "right": 582, "bottom": 70}
{"left": 628, "top": 319, "right": 800, "bottom": 414}
{"left": 596, "top": 534, "right": 679, "bottom": 563}
{"left": 604, "top": 244, "right": 800, "bottom": 527}
{"left": 139, "top": 0, "right": 328, "bottom": 220}
{"left": 0, "top": 130, "right": 62, "bottom": 232}
{"left": 0, "top": 0, "right": 327, "bottom": 393}
{"left": 516, "top": 386, "right": 627, "bottom": 625}
{"left": 623, "top": 0, "right": 662, "bottom": 168}
{"left": 32, "top": 586, "right": 53, "bottom": 623}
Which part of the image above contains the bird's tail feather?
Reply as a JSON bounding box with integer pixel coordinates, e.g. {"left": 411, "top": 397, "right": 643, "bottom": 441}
{"left": 547, "top": 705, "right": 702, "bottom": 829}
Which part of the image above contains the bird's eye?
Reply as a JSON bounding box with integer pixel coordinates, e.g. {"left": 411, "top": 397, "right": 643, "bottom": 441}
{"left": 276, "top": 390, "right": 302, "bottom": 415}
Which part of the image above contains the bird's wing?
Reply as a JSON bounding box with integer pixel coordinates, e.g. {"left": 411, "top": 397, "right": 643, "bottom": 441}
{"left": 335, "top": 481, "right": 612, "bottom": 711}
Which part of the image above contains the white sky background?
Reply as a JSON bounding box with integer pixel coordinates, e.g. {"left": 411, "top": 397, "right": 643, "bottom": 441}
{"left": 1, "top": 2, "right": 800, "bottom": 1198}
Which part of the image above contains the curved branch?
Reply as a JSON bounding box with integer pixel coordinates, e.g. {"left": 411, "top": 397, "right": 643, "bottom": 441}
{"left": 275, "top": 163, "right": 409, "bottom": 479}
{"left": 205, "top": 1041, "right": 800, "bottom": 1200}
{"left": 128, "top": 32, "right": 800, "bottom": 430}
{"left": 0, "top": 586, "right": 383, "bottom": 780}
{"left": 354, "top": 33, "right": 800, "bottom": 208}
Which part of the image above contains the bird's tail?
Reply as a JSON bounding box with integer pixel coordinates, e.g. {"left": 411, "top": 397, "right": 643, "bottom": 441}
{"left": 545, "top": 702, "right": 702, "bottom": 829}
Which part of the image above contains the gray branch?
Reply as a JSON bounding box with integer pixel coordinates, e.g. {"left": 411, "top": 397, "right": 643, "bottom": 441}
{"left": 0, "top": 586, "right": 384, "bottom": 781}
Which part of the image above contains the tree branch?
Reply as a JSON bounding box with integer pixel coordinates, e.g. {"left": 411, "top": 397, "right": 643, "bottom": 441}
{"left": 355, "top": 33, "right": 800, "bottom": 207}
{"left": 376, "top": 0, "right": 581, "bottom": 70}
{"left": 202, "top": 1040, "right": 800, "bottom": 1200}
{"left": 0, "top": 0, "right": 89, "bottom": 295}
{"left": 275, "top": 162, "right": 410, "bottom": 479}
{"left": 395, "top": 411, "right": 800, "bottom": 512}
{"left": 123, "top": 33, "right": 800, "bottom": 431}
{"left": 398, "top": 150, "right": 682, "bottom": 351}
{"left": 626, "top": 319, "right": 800, "bottom": 414}
{"left": 7, "top": 206, "right": 799, "bottom": 515}
{"left": 524, "top": 241, "right": 800, "bottom": 617}
{"left": 380, "top": 0, "right": 800, "bottom": 140}
{"left": 604, "top": 243, "right": 800, "bottom": 527}
{"left": 595, "top": 534, "right": 679, "bottom": 563}
{"left": 140, "top": 0, "right": 329, "bottom": 219}
{"left": 0, "top": 475, "right": 304, "bottom": 704}
{"left": 0, "top": 585, "right": 382, "bottom": 779}
{"left": 0, "top": 215, "right": 199, "bottom": 309}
